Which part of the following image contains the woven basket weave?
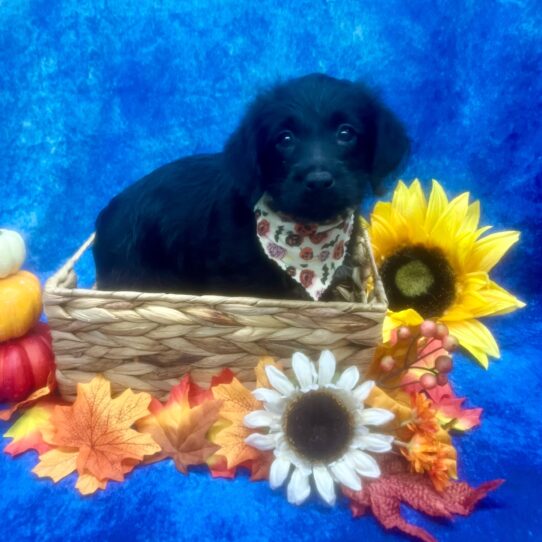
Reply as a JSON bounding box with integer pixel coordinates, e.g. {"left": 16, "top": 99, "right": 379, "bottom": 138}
{"left": 43, "top": 227, "right": 387, "bottom": 401}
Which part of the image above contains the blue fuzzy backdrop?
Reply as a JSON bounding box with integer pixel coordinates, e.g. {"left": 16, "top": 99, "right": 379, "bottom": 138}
{"left": 1, "top": 1, "right": 541, "bottom": 541}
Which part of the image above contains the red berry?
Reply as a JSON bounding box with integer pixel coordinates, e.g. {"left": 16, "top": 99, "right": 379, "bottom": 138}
{"left": 420, "top": 320, "right": 437, "bottom": 338}
{"left": 443, "top": 335, "right": 459, "bottom": 352}
{"left": 397, "top": 326, "right": 411, "bottom": 340}
{"left": 436, "top": 373, "right": 448, "bottom": 386}
{"left": 380, "top": 355, "right": 395, "bottom": 372}
{"left": 435, "top": 323, "right": 448, "bottom": 339}
{"left": 420, "top": 373, "right": 437, "bottom": 389}
{"left": 435, "top": 355, "right": 453, "bottom": 374}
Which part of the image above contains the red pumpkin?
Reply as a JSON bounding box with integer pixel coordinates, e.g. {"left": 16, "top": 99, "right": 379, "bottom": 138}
{"left": 0, "top": 322, "right": 55, "bottom": 402}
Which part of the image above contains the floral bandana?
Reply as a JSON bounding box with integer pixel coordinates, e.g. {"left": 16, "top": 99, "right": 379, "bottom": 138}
{"left": 254, "top": 196, "right": 355, "bottom": 300}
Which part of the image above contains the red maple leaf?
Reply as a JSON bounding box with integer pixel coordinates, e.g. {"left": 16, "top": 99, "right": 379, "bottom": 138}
{"left": 189, "top": 369, "right": 236, "bottom": 406}
{"left": 343, "top": 458, "right": 503, "bottom": 542}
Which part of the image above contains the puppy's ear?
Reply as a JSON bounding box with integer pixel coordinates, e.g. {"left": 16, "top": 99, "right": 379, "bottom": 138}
{"left": 223, "top": 106, "right": 265, "bottom": 207}
{"left": 368, "top": 104, "right": 410, "bottom": 195}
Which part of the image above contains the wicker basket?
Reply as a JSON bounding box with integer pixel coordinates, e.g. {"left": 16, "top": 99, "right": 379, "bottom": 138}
{"left": 43, "top": 228, "right": 387, "bottom": 401}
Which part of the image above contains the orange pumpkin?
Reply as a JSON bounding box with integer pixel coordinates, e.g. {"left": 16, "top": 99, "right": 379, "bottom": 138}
{"left": 0, "top": 270, "right": 42, "bottom": 341}
{"left": 0, "top": 323, "right": 55, "bottom": 402}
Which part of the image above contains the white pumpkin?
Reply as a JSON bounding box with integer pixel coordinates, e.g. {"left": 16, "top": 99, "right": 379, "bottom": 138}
{"left": 0, "top": 229, "right": 26, "bottom": 278}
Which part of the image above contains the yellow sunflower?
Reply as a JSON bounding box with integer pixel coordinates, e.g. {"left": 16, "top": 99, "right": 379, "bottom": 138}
{"left": 366, "top": 179, "right": 525, "bottom": 368}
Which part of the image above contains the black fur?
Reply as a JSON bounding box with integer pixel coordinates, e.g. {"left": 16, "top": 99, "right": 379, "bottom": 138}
{"left": 93, "top": 74, "right": 409, "bottom": 299}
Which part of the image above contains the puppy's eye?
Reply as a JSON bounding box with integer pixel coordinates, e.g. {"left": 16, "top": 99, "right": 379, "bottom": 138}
{"left": 276, "top": 130, "right": 296, "bottom": 150}
{"left": 336, "top": 124, "right": 357, "bottom": 144}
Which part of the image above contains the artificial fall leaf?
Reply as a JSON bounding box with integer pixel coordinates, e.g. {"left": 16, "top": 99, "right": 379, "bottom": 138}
{"left": 34, "top": 376, "right": 160, "bottom": 486}
{"left": 210, "top": 378, "right": 264, "bottom": 470}
{"left": 34, "top": 449, "right": 78, "bottom": 482}
{"left": 137, "top": 375, "right": 223, "bottom": 474}
{"left": 0, "top": 372, "right": 55, "bottom": 421}
{"left": 244, "top": 451, "right": 273, "bottom": 481}
{"left": 424, "top": 383, "right": 482, "bottom": 432}
{"left": 75, "top": 460, "right": 139, "bottom": 495}
{"left": 189, "top": 369, "right": 236, "bottom": 406}
{"left": 210, "top": 417, "right": 263, "bottom": 470}
{"left": 343, "top": 457, "right": 503, "bottom": 542}
{"left": 4, "top": 403, "right": 55, "bottom": 456}
{"left": 366, "top": 386, "right": 415, "bottom": 442}
{"left": 76, "top": 473, "right": 108, "bottom": 495}
{"left": 212, "top": 377, "right": 261, "bottom": 424}
{"left": 207, "top": 454, "right": 237, "bottom": 479}
{"left": 207, "top": 451, "right": 273, "bottom": 481}
{"left": 34, "top": 452, "right": 137, "bottom": 495}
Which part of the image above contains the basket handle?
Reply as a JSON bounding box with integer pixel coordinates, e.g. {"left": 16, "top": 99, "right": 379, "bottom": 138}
{"left": 45, "top": 233, "right": 95, "bottom": 291}
{"left": 360, "top": 226, "right": 388, "bottom": 305}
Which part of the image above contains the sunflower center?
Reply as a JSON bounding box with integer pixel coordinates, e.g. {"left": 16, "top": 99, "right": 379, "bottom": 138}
{"left": 395, "top": 260, "right": 434, "bottom": 296}
{"left": 380, "top": 245, "right": 456, "bottom": 318}
{"left": 284, "top": 390, "right": 354, "bottom": 463}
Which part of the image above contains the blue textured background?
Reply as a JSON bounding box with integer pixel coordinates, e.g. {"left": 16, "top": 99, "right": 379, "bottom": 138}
{"left": 1, "top": 1, "right": 541, "bottom": 541}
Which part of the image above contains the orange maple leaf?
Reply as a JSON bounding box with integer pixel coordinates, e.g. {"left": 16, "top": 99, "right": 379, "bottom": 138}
{"left": 137, "top": 375, "right": 223, "bottom": 473}
{"left": 210, "top": 377, "right": 265, "bottom": 470}
{"left": 33, "top": 376, "right": 160, "bottom": 491}
{"left": 244, "top": 451, "right": 274, "bottom": 481}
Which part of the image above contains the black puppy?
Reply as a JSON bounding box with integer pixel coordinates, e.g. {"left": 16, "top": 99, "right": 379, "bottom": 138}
{"left": 93, "top": 74, "right": 409, "bottom": 299}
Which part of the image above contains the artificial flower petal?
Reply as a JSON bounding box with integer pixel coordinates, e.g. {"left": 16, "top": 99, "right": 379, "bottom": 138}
{"left": 251, "top": 387, "right": 284, "bottom": 407}
{"left": 254, "top": 357, "right": 282, "bottom": 389}
{"left": 469, "top": 230, "right": 520, "bottom": 273}
{"left": 425, "top": 179, "right": 449, "bottom": 235}
{"left": 279, "top": 447, "right": 313, "bottom": 476}
{"left": 330, "top": 460, "right": 362, "bottom": 491}
{"left": 318, "top": 350, "right": 336, "bottom": 386}
{"left": 265, "top": 365, "right": 295, "bottom": 395}
{"left": 287, "top": 468, "right": 311, "bottom": 505}
{"left": 336, "top": 366, "right": 360, "bottom": 391}
{"left": 383, "top": 309, "right": 424, "bottom": 342}
{"left": 446, "top": 319, "right": 500, "bottom": 368}
{"left": 353, "top": 381, "right": 375, "bottom": 404}
{"left": 346, "top": 449, "right": 382, "bottom": 478}
{"left": 252, "top": 388, "right": 285, "bottom": 414}
{"left": 313, "top": 464, "right": 336, "bottom": 505}
{"left": 355, "top": 433, "right": 394, "bottom": 453}
{"left": 269, "top": 456, "right": 291, "bottom": 489}
{"left": 243, "top": 410, "right": 277, "bottom": 429}
{"left": 359, "top": 408, "right": 395, "bottom": 426}
{"left": 245, "top": 432, "right": 276, "bottom": 451}
{"left": 292, "top": 352, "right": 315, "bottom": 390}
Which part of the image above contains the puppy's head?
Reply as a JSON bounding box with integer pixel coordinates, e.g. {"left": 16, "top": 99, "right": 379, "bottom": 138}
{"left": 224, "top": 73, "right": 410, "bottom": 222}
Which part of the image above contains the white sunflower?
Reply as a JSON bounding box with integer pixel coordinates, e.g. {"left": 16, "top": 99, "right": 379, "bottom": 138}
{"left": 244, "top": 350, "right": 395, "bottom": 506}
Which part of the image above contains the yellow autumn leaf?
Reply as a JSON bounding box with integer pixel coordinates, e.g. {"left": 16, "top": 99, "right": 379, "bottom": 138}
{"left": 212, "top": 378, "right": 261, "bottom": 424}
{"left": 210, "top": 377, "right": 264, "bottom": 470}
{"left": 75, "top": 473, "right": 108, "bottom": 495}
{"left": 33, "top": 449, "right": 78, "bottom": 482}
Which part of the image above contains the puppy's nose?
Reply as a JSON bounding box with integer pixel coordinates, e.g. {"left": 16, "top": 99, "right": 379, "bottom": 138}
{"left": 305, "top": 171, "right": 335, "bottom": 191}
